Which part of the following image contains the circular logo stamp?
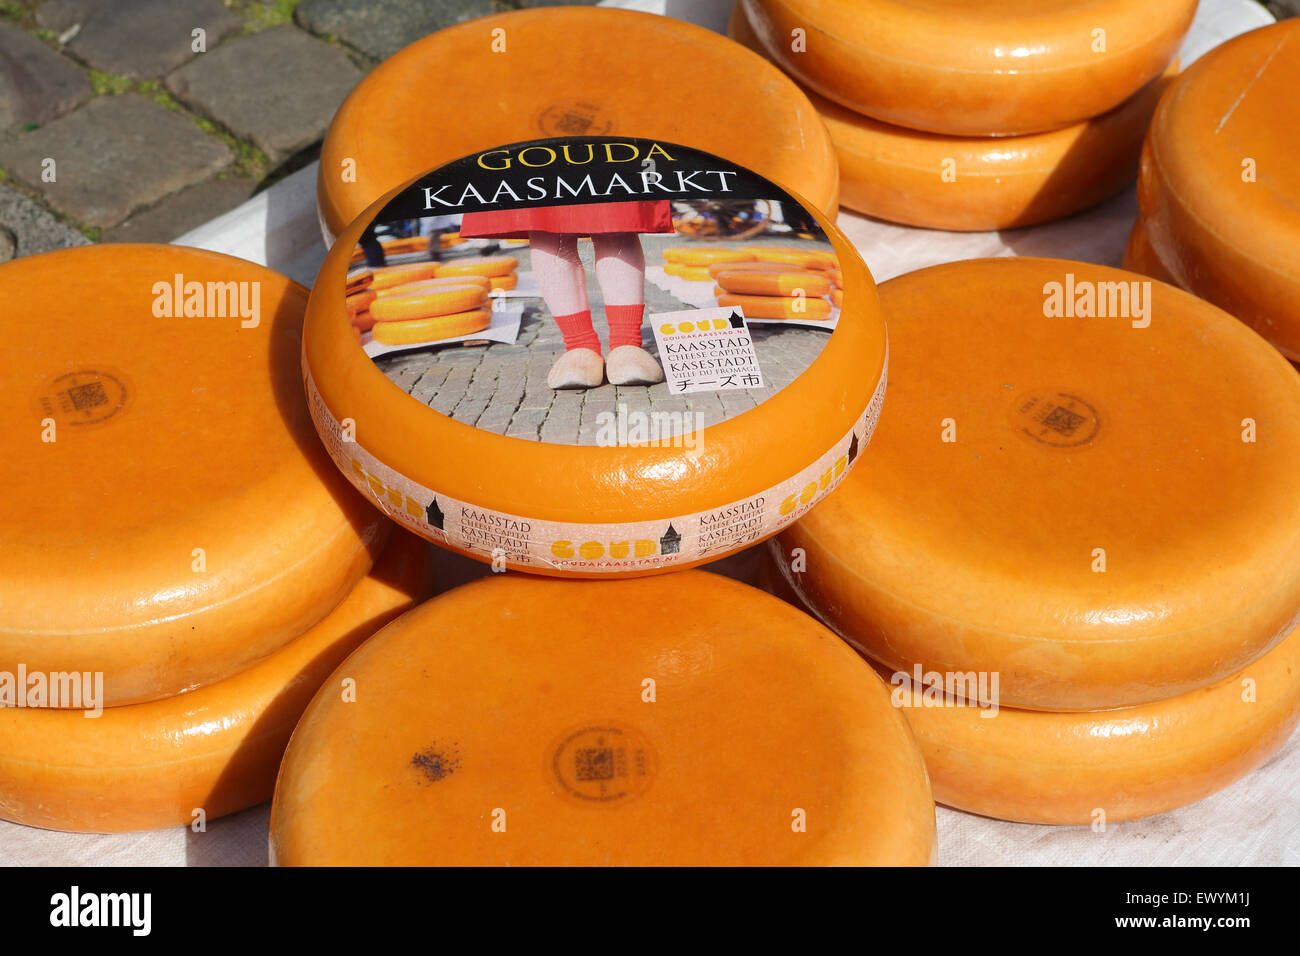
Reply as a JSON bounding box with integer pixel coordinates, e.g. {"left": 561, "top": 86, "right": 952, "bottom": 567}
{"left": 551, "top": 724, "right": 654, "bottom": 804}
{"left": 34, "top": 368, "right": 132, "bottom": 428}
{"left": 537, "top": 102, "right": 613, "bottom": 137}
{"left": 1010, "top": 389, "right": 1099, "bottom": 448}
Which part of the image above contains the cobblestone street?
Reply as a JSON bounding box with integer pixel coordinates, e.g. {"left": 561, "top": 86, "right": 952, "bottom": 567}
{"left": 376, "top": 234, "right": 836, "bottom": 443}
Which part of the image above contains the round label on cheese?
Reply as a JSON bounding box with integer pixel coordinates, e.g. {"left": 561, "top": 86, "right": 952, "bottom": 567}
{"left": 0, "top": 245, "right": 387, "bottom": 707}
{"left": 305, "top": 138, "right": 888, "bottom": 577}
{"left": 0, "top": 529, "right": 432, "bottom": 834}
{"left": 775, "top": 257, "right": 1300, "bottom": 711}
{"left": 1138, "top": 20, "right": 1300, "bottom": 359}
{"left": 270, "top": 572, "right": 936, "bottom": 866}
{"left": 316, "top": 6, "right": 839, "bottom": 243}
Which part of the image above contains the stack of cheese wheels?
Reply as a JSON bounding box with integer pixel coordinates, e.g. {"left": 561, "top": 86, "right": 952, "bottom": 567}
{"left": 709, "top": 250, "right": 841, "bottom": 320}
{"left": 0, "top": 530, "right": 432, "bottom": 833}
{"left": 270, "top": 572, "right": 936, "bottom": 865}
{"left": 662, "top": 246, "right": 754, "bottom": 282}
{"left": 0, "top": 245, "right": 429, "bottom": 833}
{"left": 767, "top": 257, "right": 1300, "bottom": 824}
{"left": 316, "top": 6, "right": 838, "bottom": 243}
{"left": 1129, "top": 20, "right": 1300, "bottom": 360}
{"left": 306, "top": 141, "right": 887, "bottom": 577}
{"left": 347, "top": 256, "right": 520, "bottom": 344}
{"left": 731, "top": 1, "right": 1195, "bottom": 230}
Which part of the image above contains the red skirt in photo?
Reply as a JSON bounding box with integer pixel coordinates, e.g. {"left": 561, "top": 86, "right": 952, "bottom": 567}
{"left": 459, "top": 200, "right": 673, "bottom": 239}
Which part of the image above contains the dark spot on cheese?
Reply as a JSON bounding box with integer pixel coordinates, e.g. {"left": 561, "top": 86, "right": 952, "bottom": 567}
{"left": 411, "top": 743, "right": 460, "bottom": 783}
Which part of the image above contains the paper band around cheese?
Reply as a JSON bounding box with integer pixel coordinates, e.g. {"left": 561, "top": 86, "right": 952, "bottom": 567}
{"left": 316, "top": 6, "right": 839, "bottom": 243}
{"left": 1138, "top": 20, "right": 1300, "bottom": 359}
{"left": 776, "top": 257, "right": 1300, "bottom": 711}
{"left": 304, "top": 138, "right": 887, "bottom": 577}
{"left": 741, "top": 0, "right": 1196, "bottom": 136}
{"left": 0, "top": 245, "right": 386, "bottom": 707}
{"left": 270, "top": 572, "right": 936, "bottom": 865}
{"left": 0, "top": 530, "right": 432, "bottom": 834}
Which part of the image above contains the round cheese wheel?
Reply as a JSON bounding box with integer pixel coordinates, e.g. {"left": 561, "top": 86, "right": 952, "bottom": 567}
{"left": 751, "top": 247, "right": 837, "bottom": 270}
{"left": 830, "top": 288, "right": 843, "bottom": 308}
{"left": 489, "top": 273, "right": 518, "bottom": 292}
{"left": 1, "top": 245, "right": 386, "bottom": 707}
{"left": 715, "top": 268, "right": 832, "bottom": 297}
{"left": 707, "top": 259, "right": 821, "bottom": 280}
{"left": 270, "top": 572, "right": 935, "bottom": 865}
{"left": 346, "top": 289, "right": 376, "bottom": 316}
{"left": 663, "top": 262, "right": 685, "bottom": 278}
{"left": 306, "top": 139, "right": 886, "bottom": 578}
{"left": 759, "top": 547, "right": 1300, "bottom": 825}
{"left": 436, "top": 256, "right": 518, "bottom": 279}
{"left": 663, "top": 247, "right": 755, "bottom": 267}
{"left": 826, "top": 268, "right": 843, "bottom": 289}
{"left": 731, "top": 5, "right": 1176, "bottom": 230}
{"left": 1122, "top": 218, "right": 1176, "bottom": 284}
{"left": 0, "top": 530, "right": 432, "bottom": 834}
{"left": 741, "top": 0, "right": 1196, "bottom": 136}
{"left": 373, "top": 275, "right": 492, "bottom": 297}
{"left": 366, "top": 263, "right": 439, "bottom": 290}
{"left": 730, "top": 4, "right": 1175, "bottom": 228}
{"left": 676, "top": 265, "right": 715, "bottom": 282}
{"left": 351, "top": 311, "right": 376, "bottom": 334}
{"left": 368, "top": 284, "right": 488, "bottom": 322}
{"left": 777, "top": 257, "right": 1300, "bottom": 711}
{"left": 717, "top": 292, "right": 832, "bottom": 320}
{"left": 370, "top": 309, "right": 492, "bottom": 345}
{"left": 316, "top": 6, "right": 839, "bottom": 241}
{"left": 1138, "top": 20, "right": 1300, "bottom": 359}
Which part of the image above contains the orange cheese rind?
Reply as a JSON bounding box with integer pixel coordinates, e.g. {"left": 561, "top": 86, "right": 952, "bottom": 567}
{"left": 368, "top": 285, "right": 489, "bottom": 322}
{"left": 741, "top": 0, "right": 1197, "bottom": 136}
{"left": 717, "top": 292, "right": 832, "bottom": 320}
{"left": 1138, "top": 20, "right": 1300, "bottom": 359}
{"left": 759, "top": 547, "right": 1300, "bottom": 826}
{"left": 0, "top": 244, "right": 387, "bottom": 707}
{"left": 776, "top": 257, "right": 1300, "bottom": 711}
{"left": 270, "top": 572, "right": 936, "bottom": 865}
{"left": 316, "top": 6, "right": 839, "bottom": 242}
{"left": 0, "top": 530, "right": 432, "bottom": 834}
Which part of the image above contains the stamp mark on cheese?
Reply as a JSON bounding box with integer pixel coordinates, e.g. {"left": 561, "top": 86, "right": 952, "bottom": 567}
{"left": 35, "top": 368, "right": 132, "bottom": 428}
{"left": 551, "top": 724, "right": 653, "bottom": 803}
{"left": 411, "top": 742, "right": 461, "bottom": 783}
{"left": 537, "top": 102, "right": 613, "bottom": 137}
{"left": 1011, "top": 390, "right": 1099, "bottom": 447}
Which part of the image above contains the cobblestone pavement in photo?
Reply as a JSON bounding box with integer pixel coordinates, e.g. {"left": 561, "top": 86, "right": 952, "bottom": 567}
{"left": 375, "top": 235, "right": 837, "bottom": 444}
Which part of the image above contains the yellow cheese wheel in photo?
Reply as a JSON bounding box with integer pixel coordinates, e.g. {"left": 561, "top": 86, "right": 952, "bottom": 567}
{"left": 715, "top": 268, "right": 832, "bottom": 297}
{"left": 662, "top": 247, "right": 755, "bottom": 267}
{"left": 675, "top": 265, "right": 715, "bottom": 282}
{"left": 0, "top": 245, "right": 386, "bottom": 707}
{"left": 436, "top": 256, "right": 518, "bottom": 279}
{"left": 706, "top": 259, "right": 821, "bottom": 280}
{"left": 1138, "top": 20, "right": 1300, "bottom": 359}
{"left": 776, "top": 257, "right": 1300, "bottom": 711}
{"left": 346, "top": 289, "right": 375, "bottom": 316}
{"left": 489, "top": 273, "right": 518, "bottom": 292}
{"left": 742, "top": 0, "right": 1197, "bottom": 135}
{"left": 352, "top": 311, "right": 376, "bottom": 333}
{"left": 373, "top": 275, "right": 492, "bottom": 297}
{"left": 369, "top": 284, "right": 489, "bottom": 322}
{"left": 831, "top": 288, "right": 843, "bottom": 308}
{"left": 718, "top": 292, "right": 832, "bottom": 320}
{"left": 664, "top": 262, "right": 685, "bottom": 277}
{"left": 0, "top": 530, "right": 432, "bottom": 834}
{"left": 270, "top": 572, "right": 936, "bottom": 865}
{"left": 370, "top": 309, "right": 492, "bottom": 345}
{"left": 367, "top": 263, "right": 439, "bottom": 290}
{"left": 751, "top": 247, "right": 837, "bottom": 270}
{"left": 316, "top": 6, "right": 840, "bottom": 242}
